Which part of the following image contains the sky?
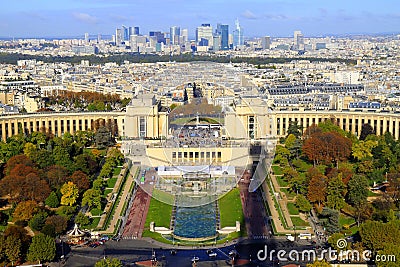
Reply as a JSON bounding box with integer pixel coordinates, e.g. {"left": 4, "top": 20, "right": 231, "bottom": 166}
{"left": 0, "top": 0, "right": 399, "bottom": 38}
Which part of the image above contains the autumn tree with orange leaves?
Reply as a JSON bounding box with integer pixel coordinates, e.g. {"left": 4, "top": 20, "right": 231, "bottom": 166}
{"left": 303, "top": 131, "right": 352, "bottom": 168}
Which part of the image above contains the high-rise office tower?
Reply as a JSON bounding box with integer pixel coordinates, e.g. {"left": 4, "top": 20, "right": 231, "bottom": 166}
{"left": 181, "top": 29, "right": 188, "bottom": 43}
{"left": 115, "top": 28, "right": 123, "bottom": 45}
{"left": 213, "top": 35, "right": 221, "bottom": 51}
{"left": 294, "top": 30, "right": 304, "bottom": 50}
{"left": 217, "top": 24, "right": 229, "bottom": 50}
{"left": 122, "top": 25, "right": 129, "bottom": 41}
{"left": 262, "top": 36, "right": 271, "bottom": 50}
{"left": 97, "top": 34, "right": 101, "bottom": 43}
{"left": 134, "top": 27, "right": 140, "bottom": 35}
{"left": 233, "top": 19, "right": 244, "bottom": 47}
{"left": 84, "top": 33, "right": 89, "bottom": 43}
{"left": 170, "top": 26, "right": 181, "bottom": 45}
{"left": 149, "top": 31, "right": 165, "bottom": 44}
{"left": 196, "top": 24, "right": 213, "bottom": 47}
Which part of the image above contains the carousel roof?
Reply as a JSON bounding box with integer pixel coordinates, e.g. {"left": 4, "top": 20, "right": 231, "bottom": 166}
{"left": 67, "top": 224, "right": 85, "bottom": 237}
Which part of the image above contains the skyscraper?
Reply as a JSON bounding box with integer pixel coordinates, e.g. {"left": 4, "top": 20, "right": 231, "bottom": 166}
{"left": 181, "top": 29, "right": 188, "bottom": 43}
{"left": 294, "top": 30, "right": 304, "bottom": 50}
{"left": 134, "top": 27, "right": 140, "bottom": 35}
{"left": 84, "top": 33, "right": 89, "bottom": 43}
{"left": 233, "top": 19, "right": 244, "bottom": 48}
{"left": 115, "top": 28, "right": 123, "bottom": 46}
{"left": 170, "top": 26, "right": 181, "bottom": 45}
{"left": 196, "top": 24, "right": 213, "bottom": 47}
{"left": 217, "top": 24, "right": 229, "bottom": 50}
{"left": 122, "top": 25, "right": 129, "bottom": 41}
{"left": 262, "top": 36, "right": 271, "bottom": 50}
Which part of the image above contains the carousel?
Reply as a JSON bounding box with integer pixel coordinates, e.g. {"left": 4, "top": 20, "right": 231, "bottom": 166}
{"left": 67, "top": 224, "right": 86, "bottom": 244}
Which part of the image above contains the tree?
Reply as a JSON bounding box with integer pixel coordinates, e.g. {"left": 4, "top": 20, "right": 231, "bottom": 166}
{"left": 326, "top": 174, "right": 347, "bottom": 210}
{"left": 360, "top": 123, "right": 375, "bottom": 140}
{"left": 4, "top": 154, "right": 33, "bottom": 176}
{"left": 60, "top": 182, "right": 79, "bottom": 206}
{"left": 327, "top": 233, "right": 346, "bottom": 250}
{"left": 53, "top": 146, "right": 74, "bottom": 172}
{"left": 75, "top": 212, "right": 91, "bottom": 227}
{"left": 352, "top": 140, "right": 378, "bottom": 161}
{"left": 303, "top": 131, "right": 352, "bottom": 168}
{"left": 95, "top": 257, "right": 123, "bottom": 267}
{"left": 41, "top": 224, "right": 56, "bottom": 237}
{"left": 68, "top": 171, "right": 90, "bottom": 192}
{"left": 360, "top": 220, "right": 400, "bottom": 252}
{"left": 13, "top": 200, "right": 39, "bottom": 221}
{"left": 295, "top": 195, "right": 312, "bottom": 212}
{"left": 5, "top": 235, "right": 22, "bottom": 263}
{"left": 28, "top": 212, "right": 47, "bottom": 231}
{"left": 95, "top": 126, "right": 114, "bottom": 149}
{"left": 286, "top": 120, "right": 302, "bottom": 138}
{"left": 347, "top": 175, "right": 369, "bottom": 206}
{"left": 320, "top": 208, "right": 340, "bottom": 235}
{"left": 82, "top": 189, "right": 102, "bottom": 210}
{"left": 23, "top": 142, "right": 38, "bottom": 159}
{"left": 45, "top": 165, "right": 69, "bottom": 190}
{"left": 307, "top": 168, "right": 327, "bottom": 208}
{"left": 45, "top": 191, "right": 59, "bottom": 208}
{"left": 45, "top": 215, "right": 68, "bottom": 234}
{"left": 27, "top": 234, "right": 56, "bottom": 263}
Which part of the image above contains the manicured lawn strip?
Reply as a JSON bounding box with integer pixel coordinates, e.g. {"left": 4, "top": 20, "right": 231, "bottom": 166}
{"left": 106, "top": 178, "right": 118, "bottom": 188}
{"left": 145, "top": 197, "right": 173, "bottom": 228}
{"left": 90, "top": 208, "right": 102, "bottom": 216}
{"left": 87, "top": 217, "right": 100, "bottom": 229}
{"left": 339, "top": 214, "right": 356, "bottom": 227}
{"left": 290, "top": 216, "right": 309, "bottom": 227}
{"left": 142, "top": 230, "right": 173, "bottom": 244}
{"left": 103, "top": 189, "right": 113, "bottom": 197}
{"left": 272, "top": 165, "right": 283, "bottom": 175}
{"left": 218, "top": 188, "right": 244, "bottom": 228}
{"left": 276, "top": 175, "right": 288, "bottom": 187}
{"left": 287, "top": 203, "right": 300, "bottom": 215}
{"left": 368, "top": 190, "right": 380, "bottom": 197}
{"left": 280, "top": 188, "right": 295, "bottom": 199}
{"left": 152, "top": 188, "right": 175, "bottom": 205}
{"left": 113, "top": 167, "right": 122, "bottom": 176}
{"left": 101, "top": 167, "right": 130, "bottom": 230}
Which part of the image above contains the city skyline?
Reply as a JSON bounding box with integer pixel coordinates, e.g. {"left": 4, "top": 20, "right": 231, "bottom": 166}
{"left": 1, "top": 0, "right": 400, "bottom": 38}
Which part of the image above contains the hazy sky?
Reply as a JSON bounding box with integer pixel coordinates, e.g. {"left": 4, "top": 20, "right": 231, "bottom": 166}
{"left": 1, "top": 0, "right": 399, "bottom": 38}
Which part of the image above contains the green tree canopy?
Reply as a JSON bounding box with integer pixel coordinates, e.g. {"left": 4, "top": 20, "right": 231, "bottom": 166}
{"left": 27, "top": 234, "right": 56, "bottom": 263}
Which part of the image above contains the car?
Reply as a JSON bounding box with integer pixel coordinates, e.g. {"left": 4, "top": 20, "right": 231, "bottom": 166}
{"left": 208, "top": 252, "right": 217, "bottom": 258}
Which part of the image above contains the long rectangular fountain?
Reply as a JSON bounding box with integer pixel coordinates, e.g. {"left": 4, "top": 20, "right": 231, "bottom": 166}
{"left": 173, "top": 202, "right": 218, "bottom": 241}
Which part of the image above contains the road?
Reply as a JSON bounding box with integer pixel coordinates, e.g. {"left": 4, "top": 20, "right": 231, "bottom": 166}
{"left": 63, "top": 238, "right": 321, "bottom": 267}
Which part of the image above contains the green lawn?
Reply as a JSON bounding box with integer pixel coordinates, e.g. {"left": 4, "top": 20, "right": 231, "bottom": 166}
{"left": 107, "top": 178, "right": 118, "bottom": 188}
{"left": 290, "top": 216, "right": 309, "bottom": 227}
{"left": 276, "top": 176, "right": 288, "bottom": 187}
{"left": 87, "top": 217, "right": 100, "bottom": 229}
{"left": 339, "top": 214, "right": 356, "bottom": 228}
{"left": 142, "top": 230, "right": 173, "bottom": 244}
{"left": 218, "top": 188, "right": 244, "bottom": 228}
{"left": 145, "top": 197, "right": 173, "bottom": 228}
{"left": 281, "top": 188, "right": 296, "bottom": 199}
{"left": 103, "top": 188, "right": 113, "bottom": 197}
{"left": 287, "top": 203, "right": 300, "bottom": 215}
{"left": 113, "top": 167, "right": 122, "bottom": 176}
{"left": 368, "top": 190, "right": 380, "bottom": 197}
{"left": 272, "top": 165, "right": 283, "bottom": 175}
{"left": 90, "top": 208, "right": 102, "bottom": 216}
{"left": 152, "top": 189, "right": 175, "bottom": 205}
